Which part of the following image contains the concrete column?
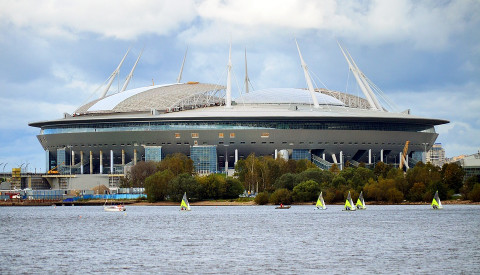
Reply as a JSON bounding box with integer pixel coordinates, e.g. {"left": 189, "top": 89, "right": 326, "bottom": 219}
{"left": 235, "top": 149, "right": 238, "bottom": 164}
{"left": 399, "top": 152, "right": 402, "bottom": 167}
{"left": 100, "top": 150, "right": 103, "bottom": 175}
{"left": 72, "top": 150, "right": 75, "bottom": 166}
{"left": 110, "top": 150, "right": 113, "bottom": 174}
{"left": 322, "top": 153, "right": 326, "bottom": 160}
{"left": 121, "top": 149, "right": 125, "bottom": 166}
{"left": 380, "top": 149, "right": 384, "bottom": 163}
{"left": 89, "top": 151, "right": 93, "bottom": 174}
{"left": 274, "top": 149, "right": 278, "bottom": 160}
{"left": 80, "top": 151, "right": 84, "bottom": 174}
{"left": 339, "top": 151, "right": 343, "bottom": 170}
{"left": 46, "top": 149, "right": 50, "bottom": 172}
{"left": 134, "top": 149, "right": 137, "bottom": 165}
{"left": 332, "top": 153, "right": 338, "bottom": 164}
{"left": 368, "top": 149, "right": 372, "bottom": 164}
{"left": 225, "top": 156, "right": 228, "bottom": 174}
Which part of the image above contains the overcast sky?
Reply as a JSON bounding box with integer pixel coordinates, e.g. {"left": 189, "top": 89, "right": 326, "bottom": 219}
{"left": 1, "top": 0, "right": 479, "bottom": 173}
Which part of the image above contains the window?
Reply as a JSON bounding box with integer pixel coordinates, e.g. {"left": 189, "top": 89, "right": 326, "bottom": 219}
{"left": 230, "top": 133, "right": 235, "bottom": 138}
{"left": 219, "top": 133, "right": 224, "bottom": 138}
{"left": 191, "top": 133, "right": 199, "bottom": 138}
{"left": 261, "top": 133, "right": 269, "bottom": 138}
{"left": 175, "top": 133, "right": 181, "bottom": 139}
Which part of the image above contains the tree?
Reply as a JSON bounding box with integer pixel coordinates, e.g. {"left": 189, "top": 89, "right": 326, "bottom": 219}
{"left": 128, "top": 161, "right": 158, "bottom": 187}
{"left": 197, "top": 174, "right": 227, "bottom": 200}
{"left": 461, "top": 175, "right": 479, "bottom": 198}
{"left": 468, "top": 183, "right": 480, "bottom": 202}
{"left": 441, "top": 163, "right": 465, "bottom": 193}
{"left": 254, "top": 192, "right": 270, "bottom": 205}
{"left": 144, "top": 170, "right": 174, "bottom": 202}
{"left": 274, "top": 173, "right": 297, "bottom": 190}
{"left": 157, "top": 153, "right": 194, "bottom": 176}
{"left": 167, "top": 173, "right": 199, "bottom": 202}
{"left": 292, "top": 180, "right": 321, "bottom": 202}
{"left": 408, "top": 182, "right": 426, "bottom": 202}
{"left": 296, "top": 168, "right": 333, "bottom": 187}
{"left": 224, "top": 177, "right": 244, "bottom": 199}
{"left": 269, "top": 188, "right": 292, "bottom": 205}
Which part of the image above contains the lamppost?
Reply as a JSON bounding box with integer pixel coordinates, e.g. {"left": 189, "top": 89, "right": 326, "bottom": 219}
{"left": 25, "top": 163, "right": 30, "bottom": 174}
{"left": 2, "top": 163, "right": 7, "bottom": 173}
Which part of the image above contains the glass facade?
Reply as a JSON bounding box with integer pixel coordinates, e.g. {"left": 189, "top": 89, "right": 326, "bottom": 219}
{"left": 145, "top": 146, "right": 162, "bottom": 162}
{"left": 41, "top": 120, "right": 435, "bottom": 135}
{"left": 190, "top": 145, "right": 217, "bottom": 174}
{"left": 292, "top": 149, "right": 311, "bottom": 161}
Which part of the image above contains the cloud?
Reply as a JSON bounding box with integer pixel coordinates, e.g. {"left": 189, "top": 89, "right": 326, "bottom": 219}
{"left": 0, "top": 0, "right": 197, "bottom": 40}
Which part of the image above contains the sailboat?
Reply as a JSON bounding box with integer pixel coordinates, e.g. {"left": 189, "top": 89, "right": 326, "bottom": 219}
{"left": 103, "top": 199, "right": 126, "bottom": 212}
{"left": 344, "top": 191, "right": 356, "bottom": 211}
{"left": 356, "top": 191, "right": 366, "bottom": 210}
{"left": 315, "top": 191, "right": 326, "bottom": 210}
{"left": 180, "top": 192, "right": 191, "bottom": 211}
{"left": 431, "top": 190, "right": 443, "bottom": 210}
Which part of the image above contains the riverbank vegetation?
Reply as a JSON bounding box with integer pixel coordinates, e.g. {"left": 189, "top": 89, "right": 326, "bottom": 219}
{"left": 121, "top": 153, "right": 480, "bottom": 204}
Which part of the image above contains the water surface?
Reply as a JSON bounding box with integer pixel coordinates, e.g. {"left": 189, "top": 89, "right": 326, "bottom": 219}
{"left": 1, "top": 205, "right": 479, "bottom": 274}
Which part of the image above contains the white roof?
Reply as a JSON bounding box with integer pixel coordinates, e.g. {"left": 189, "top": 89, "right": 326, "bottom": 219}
{"left": 88, "top": 84, "right": 176, "bottom": 112}
{"left": 235, "top": 88, "right": 345, "bottom": 106}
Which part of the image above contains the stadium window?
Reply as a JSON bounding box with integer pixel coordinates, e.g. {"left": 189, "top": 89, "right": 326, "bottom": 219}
{"left": 230, "top": 142, "right": 235, "bottom": 144}
{"left": 177, "top": 142, "right": 182, "bottom": 145}
{"left": 282, "top": 142, "right": 287, "bottom": 144}
{"left": 194, "top": 140, "right": 198, "bottom": 145}
{"left": 191, "top": 133, "right": 199, "bottom": 138}
{"left": 219, "top": 133, "right": 224, "bottom": 138}
{"left": 251, "top": 141, "right": 256, "bottom": 144}
{"left": 240, "top": 141, "right": 245, "bottom": 144}
{"left": 230, "top": 133, "right": 235, "bottom": 138}
{"left": 175, "top": 133, "right": 181, "bottom": 139}
{"left": 219, "top": 142, "right": 224, "bottom": 144}
{"left": 261, "top": 133, "right": 269, "bottom": 138}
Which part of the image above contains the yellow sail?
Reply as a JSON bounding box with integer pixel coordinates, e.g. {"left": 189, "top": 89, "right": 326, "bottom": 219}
{"left": 180, "top": 192, "right": 191, "bottom": 211}
{"left": 356, "top": 198, "right": 363, "bottom": 208}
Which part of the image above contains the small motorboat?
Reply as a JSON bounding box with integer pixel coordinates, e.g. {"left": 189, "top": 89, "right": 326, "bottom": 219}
{"left": 103, "top": 200, "right": 126, "bottom": 212}
{"left": 275, "top": 204, "right": 291, "bottom": 209}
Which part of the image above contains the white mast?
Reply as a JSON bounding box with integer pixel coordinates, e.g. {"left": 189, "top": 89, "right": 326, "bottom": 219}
{"left": 100, "top": 48, "right": 130, "bottom": 98}
{"left": 338, "top": 42, "right": 383, "bottom": 111}
{"left": 244, "top": 48, "right": 249, "bottom": 94}
{"left": 295, "top": 39, "right": 319, "bottom": 109}
{"left": 225, "top": 43, "right": 232, "bottom": 108}
{"left": 120, "top": 48, "right": 143, "bottom": 93}
{"left": 176, "top": 47, "right": 188, "bottom": 83}
{"left": 345, "top": 49, "right": 383, "bottom": 110}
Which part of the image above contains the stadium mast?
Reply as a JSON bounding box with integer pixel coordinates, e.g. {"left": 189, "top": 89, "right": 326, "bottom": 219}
{"left": 120, "top": 48, "right": 143, "bottom": 93}
{"left": 176, "top": 47, "right": 188, "bottom": 83}
{"left": 100, "top": 48, "right": 130, "bottom": 98}
{"left": 338, "top": 42, "right": 383, "bottom": 111}
{"left": 225, "top": 42, "right": 232, "bottom": 108}
{"left": 295, "top": 39, "right": 319, "bottom": 109}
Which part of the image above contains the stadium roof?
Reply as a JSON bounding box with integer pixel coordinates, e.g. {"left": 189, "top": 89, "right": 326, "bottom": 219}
{"left": 75, "top": 82, "right": 225, "bottom": 114}
{"left": 234, "top": 88, "right": 345, "bottom": 106}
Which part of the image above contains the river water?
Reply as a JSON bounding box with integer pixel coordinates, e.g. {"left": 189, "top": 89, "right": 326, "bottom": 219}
{"left": 0, "top": 205, "right": 479, "bottom": 274}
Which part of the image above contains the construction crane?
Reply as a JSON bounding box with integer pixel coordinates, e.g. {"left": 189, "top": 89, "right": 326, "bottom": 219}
{"left": 47, "top": 162, "right": 64, "bottom": 174}
{"left": 399, "top": 141, "right": 410, "bottom": 170}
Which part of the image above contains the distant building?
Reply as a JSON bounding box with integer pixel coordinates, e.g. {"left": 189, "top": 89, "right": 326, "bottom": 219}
{"left": 454, "top": 151, "right": 480, "bottom": 180}
{"left": 426, "top": 143, "right": 446, "bottom": 167}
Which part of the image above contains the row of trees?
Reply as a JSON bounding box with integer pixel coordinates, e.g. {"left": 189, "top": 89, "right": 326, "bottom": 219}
{"left": 122, "top": 153, "right": 480, "bottom": 203}
{"left": 121, "top": 154, "right": 244, "bottom": 202}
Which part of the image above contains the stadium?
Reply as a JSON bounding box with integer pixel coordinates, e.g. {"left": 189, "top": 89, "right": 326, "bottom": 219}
{"left": 29, "top": 43, "right": 448, "bottom": 188}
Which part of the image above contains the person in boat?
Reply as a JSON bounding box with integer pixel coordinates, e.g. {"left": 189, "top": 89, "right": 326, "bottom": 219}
{"left": 280, "top": 203, "right": 283, "bottom": 208}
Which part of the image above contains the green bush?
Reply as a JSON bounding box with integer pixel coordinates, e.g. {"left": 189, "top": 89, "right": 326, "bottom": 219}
{"left": 269, "top": 188, "right": 292, "bottom": 205}
{"left": 254, "top": 192, "right": 270, "bottom": 205}
{"left": 469, "top": 184, "right": 480, "bottom": 202}
{"left": 292, "top": 180, "right": 321, "bottom": 202}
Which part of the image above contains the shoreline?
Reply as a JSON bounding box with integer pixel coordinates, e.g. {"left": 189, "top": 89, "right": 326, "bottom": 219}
{"left": 1, "top": 199, "right": 479, "bottom": 207}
